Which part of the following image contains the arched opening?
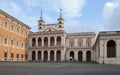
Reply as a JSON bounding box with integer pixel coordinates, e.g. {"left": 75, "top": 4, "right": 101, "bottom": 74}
{"left": 50, "top": 51, "right": 54, "bottom": 61}
{"left": 78, "top": 51, "right": 82, "bottom": 61}
{"left": 44, "top": 37, "right": 48, "bottom": 46}
{"left": 32, "top": 38, "right": 36, "bottom": 47}
{"left": 86, "top": 51, "right": 91, "bottom": 61}
{"left": 50, "top": 37, "right": 54, "bottom": 46}
{"left": 32, "top": 51, "right": 36, "bottom": 61}
{"left": 38, "top": 38, "right": 42, "bottom": 47}
{"left": 38, "top": 51, "right": 41, "bottom": 60}
{"left": 107, "top": 40, "right": 116, "bottom": 57}
{"left": 57, "top": 36, "right": 61, "bottom": 46}
{"left": 44, "top": 51, "right": 48, "bottom": 61}
{"left": 69, "top": 51, "right": 74, "bottom": 61}
{"left": 56, "top": 50, "right": 61, "bottom": 61}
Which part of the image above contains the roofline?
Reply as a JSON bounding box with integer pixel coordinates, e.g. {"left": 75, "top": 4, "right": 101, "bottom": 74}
{"left": 0, "top": 9, "right": 31, "bottom": 29}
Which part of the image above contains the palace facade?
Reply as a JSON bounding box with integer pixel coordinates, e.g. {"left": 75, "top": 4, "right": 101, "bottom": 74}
{"left": 27, "top": 10, "right": 120, "bottom": 64}
{"left": 0, "top": 10, "right": 31, "bottom": 61}
{"left": 0, "top": 10, "right": 120, "bottom": 64}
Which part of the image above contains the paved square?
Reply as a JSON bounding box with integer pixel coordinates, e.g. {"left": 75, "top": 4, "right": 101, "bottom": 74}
{"left": 0, "top": 62, "right": 120, "bottom": 75}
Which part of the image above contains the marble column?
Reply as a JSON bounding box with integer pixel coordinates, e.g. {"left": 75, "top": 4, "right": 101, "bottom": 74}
{"left": 48, "top": 37, "right": 50, "bottom": 46}
{"left": 41, "top": 51, "right": 44, "bottom": 61}
{"left": 54, "top": 37, "right": 57, "bottom": 46}
{"left": 42, "top": 37, "right": 44, "bottom": 47}
{"left": 35, "top": 51, "right": 38, "bottom": 61}
{"left": 36, "top": 37, "right": 38, "bottom": 47}
{"left": 54, "top": 50, "right": 56, "bottom": 61}
{"left": 83, "top": 51, "right": 86, "bottom": 61}
{"left": 48, "top": 51, "right": 50, "bottom": 61}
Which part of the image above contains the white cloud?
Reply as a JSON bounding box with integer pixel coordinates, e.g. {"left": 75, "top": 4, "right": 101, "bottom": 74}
{"left": 103, "top": 2, "right": 119, "bottom": 19}
{"left": 61, "top": 0, "right": 85, "bottom": 19}
{"left": 103, "top": 0, "right": 120, "bottom": 31}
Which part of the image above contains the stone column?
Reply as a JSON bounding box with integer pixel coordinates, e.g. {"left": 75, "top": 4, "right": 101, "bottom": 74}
{"left": 54, "top": 50, "right": 56, "bottom": 61}
{"left": 36, "top": 51, "right": 38, "bottom": 61}
{"left": 61, "top": 50, "right": 65, "bottom": 61}
{"left": 28, "top": 51, "right": 32, "bottom": 61}
{"left": 48, "top": 37, "right": 50, "bottom": 46}
{"left": 48, "top": 50, "right": 50, "bottom": 61}
{"left": 41, "top": 51, "right": 44, "bottom": 61}
{"left": 61, "top": 36, "right": 65, "bottom": 47}
{"left": 36, "top": 37, "right": 38, "bottom": 47}
{"left": 42, "top": 37, "right": 44, "bottom": 47}
{"left": 29, "top": 38, "right": 32, "bottom": 47}
{"left": 54, "top": 37, "right": 57, "bottom": 46}
{"left": 83, "top": 51, "right": 86, "bottom": 61}
{"left": 75, "top": 51, "right": 78, "bottom": 61}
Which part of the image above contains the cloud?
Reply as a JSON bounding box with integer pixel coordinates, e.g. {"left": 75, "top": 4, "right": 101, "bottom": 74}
{"left": 103, "top": 0, "right": 120, "bottom": 31}
{"left": 60, "top": 0, "right": 85, "bottom": 19}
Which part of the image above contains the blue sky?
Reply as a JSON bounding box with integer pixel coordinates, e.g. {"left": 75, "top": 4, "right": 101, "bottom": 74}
{"left": 0, "top": 0, "right": 120, "bottom": 33}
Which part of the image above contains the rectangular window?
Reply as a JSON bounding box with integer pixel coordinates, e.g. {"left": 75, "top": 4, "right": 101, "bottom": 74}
{"left": 17, "top": 54, "right": 19, "bottom": 58}
{"left": 11, "top": 53, "right": 14, "bottom": 58}
{"left": 4, "top": 21, "right": 8, "bottom": 29}
{"left": 11, "top": 39, "right": 14, "bottom": 46}
{"left": 21, "top": 54, "right": 23, "bottom": 58}
{"left": 4, "top": 37, "right": 7, "bottom": 44}
{"left": 11, "top": 24, "right": 14, "bottom": 31}
{"left": 4, "top": 52, "right": 7, "bottom": 58}
{"left": 16, "top": 41, "right": 19, "bottom": 47}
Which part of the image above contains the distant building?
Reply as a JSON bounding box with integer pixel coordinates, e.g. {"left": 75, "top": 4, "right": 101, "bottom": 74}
{"left": 0, "top": 10, "right": 31, "bottom": 61}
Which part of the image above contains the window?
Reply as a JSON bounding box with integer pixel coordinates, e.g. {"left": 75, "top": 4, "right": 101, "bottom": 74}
{"left": 4, "top": 52, "right": 7, "bottom": 58}
{"left": 4, "top": 20, "right": 8, "bottom": 29}
{"left": 88, "top": 43, "right": 90, "bottom": 47}
{"left": 11, "top": 22, "right": 14, "bottom": 31}
{"left": 21, "top": 42, "right": 24, "bottom": 48}
{"left": 17, "top": 27, "right": 19, "bottom": 33}
{"left": 26, "top": 31, "right": 28, "bottom": 36}
{"left": 79, "top": 43, "right": 82, "bottom": 48}
{"left": 22, "top": 28, "right": 24, "bottom": 35}
{"left": 17, "top": 54, "right": 19, "bottom": 58}
{"left": 11, "top": 39, "right": 14, "bottom": 46}
{"left": 39, "top": 27, "right": 42, "bottom": 29}
{"left": 16, "top": 41, "right": 19, "bottom": 47}
{"left": 21, "top": 54, "right": 23, "bottom": 58}
{"left": 59, "top": 25, "right": 62, "bottom": 28}
{"left": 4, "top": 37, "right": 7, "bottom": 44}
{"left": 11, "top": 53, "right": 14, "bottom": 58}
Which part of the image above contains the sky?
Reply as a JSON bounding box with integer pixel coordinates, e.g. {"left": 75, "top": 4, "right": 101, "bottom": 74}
{"left": 0, "top": 0, "right": 120, "bottom": 33}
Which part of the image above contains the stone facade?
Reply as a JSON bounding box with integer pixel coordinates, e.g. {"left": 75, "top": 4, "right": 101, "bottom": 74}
{"left": 28, "top": 10, "right": 96, "bottom": 62}
{"left": 0, "top": 10, "right": 31, "bottom": 61}
{"left": 0, "top": 10, "right": 120, "bottom": 64}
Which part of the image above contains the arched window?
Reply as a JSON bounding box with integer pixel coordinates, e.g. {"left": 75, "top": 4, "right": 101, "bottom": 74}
{"left": 57, "top": 36, "right": 61, "bottom": 46}
{"left": 50, "top": 51, "right": 54, "bottom": 61}
{"left": 56, "top": 50, "right": 61, "bottom": 61}
{"left": 70, "top": 51, "right": 74, "bottom": 60}
{"left": 107, "top": 40, "right": 116, "bottom": 58}
{"left": 78, "top": 51, "right": 82, "bottom": 61}
{"left": 32, "top": 38, "right": 36, "bottom": 47}
{"left": 38, "top": 51, "right": 41, "bottom": 60}
{"left": 50, "top": 37, "right": 54, "bottom": 46}
{"left": 44, "top": 51, "right": 48, "bottom": 61}
{"left": 86, "top": 51, "right": 91, "bottom": 61}
{"left": 32, "top": 51, "right": 36, "bottom": 61}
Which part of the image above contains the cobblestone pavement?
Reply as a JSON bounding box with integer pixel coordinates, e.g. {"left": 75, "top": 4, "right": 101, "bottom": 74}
{"left": 0, "top": 62, "right": 120, "bottom": 75}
